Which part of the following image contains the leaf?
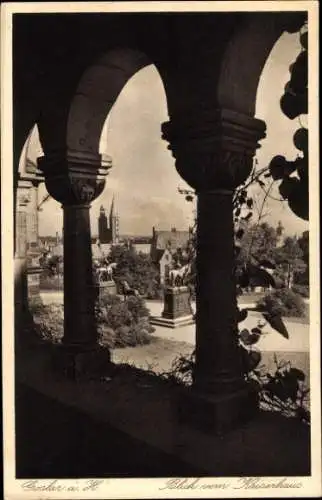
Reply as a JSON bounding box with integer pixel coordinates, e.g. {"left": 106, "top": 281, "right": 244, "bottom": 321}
{"left": 240, "top": 347, "right": 262, "bottom": 372}
{"left": 289, "top": 367, "right": 306, "bottom": 381}
{"left": 237, "top": 269, "right": 250, "bottom": 288}
{"left": 248, "top": 264, "right": 276, "bottom": 288}
{"left": 246, "top": 198, "right": 253, "bottom": 208}
{"left": 234, "top": 243, "right": 241, "bottom": 256}
{"left": 269, "top": 155, "right": 287, "bottom": 180}
{"left": 258, "top": 259, "right": 276, "bottom": 270}
{"left": 239, "top": 328, "right": 261, "bottom": 345}
{"left": 251, "top": 327, "right": 262, "bottom": 336}
{"left": 243, "top": 212, "right": 253, "bottom": 221}
{"left": 262, "top": 312, "right": 289, "bottom": 339}
{"left": 279, "top": 177, "right": 299, "bottom": 199}
{"left": 235, "top": 228, "right": 244, "bottom": 239}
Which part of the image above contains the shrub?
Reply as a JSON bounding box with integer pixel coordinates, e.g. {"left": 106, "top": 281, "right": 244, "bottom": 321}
{"left": 31, "top": 303, "right": 64, "bottom": 343}
{"left": 145, "top": 283, "right": 164, "bottom": 300}
{"left": 31, "top": 294, "right": 154, "bottom": 349}
{"left": 98, "top": 326, "right": 116, "bottom": 349}
{"left": 96, "top": 294, "right": 153, "bottom": 348}
{"left": 256, "top": 288, "right": 306, "bottom": 318}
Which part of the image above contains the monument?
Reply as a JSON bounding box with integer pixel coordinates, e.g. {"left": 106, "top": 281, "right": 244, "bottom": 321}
{"left": 150, "top": 263, "right": 195, "bottom": 328}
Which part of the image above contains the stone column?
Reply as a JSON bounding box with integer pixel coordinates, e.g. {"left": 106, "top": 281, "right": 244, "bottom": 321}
{"left": 38, "top": 150, "right": 112, "bottom": 380}
{"left": 15, "top": 179, "right": 31, "bottom": 338}
{"left": 162, "top": 109, "right": 266, "bottom": 433}
{"left": 63, "top": 203, "right": 96, "bottom": 346}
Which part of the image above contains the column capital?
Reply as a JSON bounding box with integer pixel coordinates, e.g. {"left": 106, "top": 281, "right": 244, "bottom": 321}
{"left": 162, "top": 108, "right": 266, "bottom": 191}
{"left": 37, "top": 149, "right": 112, "bottom": 206}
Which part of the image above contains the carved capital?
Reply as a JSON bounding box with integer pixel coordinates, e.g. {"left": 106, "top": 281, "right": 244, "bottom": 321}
{"left": 162, "top": 108, "right": 266, "bottom": 192}
{"left": 38, "top": 150, "right": 112, "bottom": 206}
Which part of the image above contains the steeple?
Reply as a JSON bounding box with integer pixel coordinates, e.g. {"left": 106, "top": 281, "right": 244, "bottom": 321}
{"left": 109, "top": 196, "right": 115, "bottom": 219}
{"left": 109, "top": 195, "right": 119, "bottom": 244}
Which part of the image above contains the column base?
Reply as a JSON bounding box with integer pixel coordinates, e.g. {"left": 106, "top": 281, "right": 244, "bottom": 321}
{"left": 150, "top": 314, "right": 195, "bottom": 328}
{"left": 175, "top": 384, "right": 259, "bottom": 435}
{"left": 52, "top": 345, "right": 112, "bottom": 382}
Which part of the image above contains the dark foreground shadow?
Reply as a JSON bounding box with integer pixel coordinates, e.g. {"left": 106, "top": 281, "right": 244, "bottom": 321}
{"left": 15, "top": 382, "right": 205, "bottom": 478}
{"left": 15, "top": 365, "right": 310, "bottom": 478}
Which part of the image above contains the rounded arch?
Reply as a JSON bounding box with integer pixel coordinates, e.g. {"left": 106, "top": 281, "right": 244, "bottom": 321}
{"left": 67, "top": 48, "right": 157, "bottom": 154}
{"left": 217, "top": 13, "right": 306, "bottom": 116}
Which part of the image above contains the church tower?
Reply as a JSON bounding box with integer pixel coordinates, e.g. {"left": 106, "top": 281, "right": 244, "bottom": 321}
{"left": 109, "top": 196, "right": 119, "bottom": 244}
{"left": 98, "top": 205, "right": 110, "bottom": 243}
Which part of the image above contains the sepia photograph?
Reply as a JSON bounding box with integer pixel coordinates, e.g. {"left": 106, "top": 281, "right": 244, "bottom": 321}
{"left": 1, "top": 1, "right": 320, "bottom": 498}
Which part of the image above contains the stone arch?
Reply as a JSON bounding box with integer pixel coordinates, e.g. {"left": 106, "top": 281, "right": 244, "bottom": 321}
{"left": 217, "top": 13, "right": 306, "bottom": 116}
{"left": 67, "top": 48, "right": 157, "bottom": 155}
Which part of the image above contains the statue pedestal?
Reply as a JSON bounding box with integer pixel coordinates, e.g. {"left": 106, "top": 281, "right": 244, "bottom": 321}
{"left": 93, "top": 280, "right": 117, "bottom": 301}
{"left": 150, "top": 286, "right": 195, "bottom": 328}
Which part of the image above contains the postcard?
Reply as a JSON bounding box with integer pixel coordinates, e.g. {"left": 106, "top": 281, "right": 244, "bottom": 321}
{"left": 1, "top": 1, "right": 320, "bottom": 498}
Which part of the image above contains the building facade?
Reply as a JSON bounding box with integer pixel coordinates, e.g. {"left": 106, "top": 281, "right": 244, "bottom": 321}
{"left": 150, "top": 226, "right": 191, "bottom": 284}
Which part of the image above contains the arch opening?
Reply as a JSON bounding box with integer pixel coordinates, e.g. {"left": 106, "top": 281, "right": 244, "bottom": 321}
{"left": 67, "top": 48, "right": 154, "bottom": 155}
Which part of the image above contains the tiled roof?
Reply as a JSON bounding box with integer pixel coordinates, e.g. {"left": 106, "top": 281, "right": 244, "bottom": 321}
{"left": 150, "top": 230, "right": 190, "bottom": 262}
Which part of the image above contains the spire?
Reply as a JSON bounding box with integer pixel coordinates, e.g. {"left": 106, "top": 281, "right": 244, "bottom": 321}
{"left": 109, "top": 195, "right": 119, "bottom": 244}
{"left": 110, "top": 195, "right": 115, "bottom": 218}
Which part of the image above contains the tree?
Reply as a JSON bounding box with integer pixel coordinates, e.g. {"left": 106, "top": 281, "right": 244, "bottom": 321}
{"left": 238, "top": 222, "right": 278, "bottom": 265}
{"left": 108, "top": 244, "right": 159, "bottom": 296}
{"left": 298, "top": 230, "right": 309, "bottom": 265}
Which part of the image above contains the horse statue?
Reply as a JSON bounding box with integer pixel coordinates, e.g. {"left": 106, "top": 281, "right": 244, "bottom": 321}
{"left": 120, "top": 280, "right": 140, "bottom": 300}
{"left": 168, "top": 263, "right": 191, "bottom": 287}
{"left": 96, "top": 262, "right": 117, "bottom": 283}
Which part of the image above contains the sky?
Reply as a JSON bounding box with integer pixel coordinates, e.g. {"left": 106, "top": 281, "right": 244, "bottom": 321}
{"left": 26, "top": 31, "right": 309, "bottom": 238}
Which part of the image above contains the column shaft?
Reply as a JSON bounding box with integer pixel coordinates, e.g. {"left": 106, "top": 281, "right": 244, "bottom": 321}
{"left": 63, "top": 204, "right": 96, "bottom": 347}
{"left": 194, "top": 191, "right": 244, "bottom": 394}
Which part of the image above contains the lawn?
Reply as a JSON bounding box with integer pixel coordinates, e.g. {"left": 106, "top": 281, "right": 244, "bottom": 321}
{"left": 112, "top": 336, "right": 310, "bottom": 382}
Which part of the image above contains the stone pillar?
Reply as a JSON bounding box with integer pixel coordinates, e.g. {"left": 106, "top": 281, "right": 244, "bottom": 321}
{"left": 15, "top": 180, "right": 31, "bottom": 338}
{"left": 38, "top": 150, "right": 112, "bottom": 380}
{"left": 63, "top": 203, "right": 97, "bottom": 346}
{"left": 162, "top": 109, "right": 266, "bottom": 433}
